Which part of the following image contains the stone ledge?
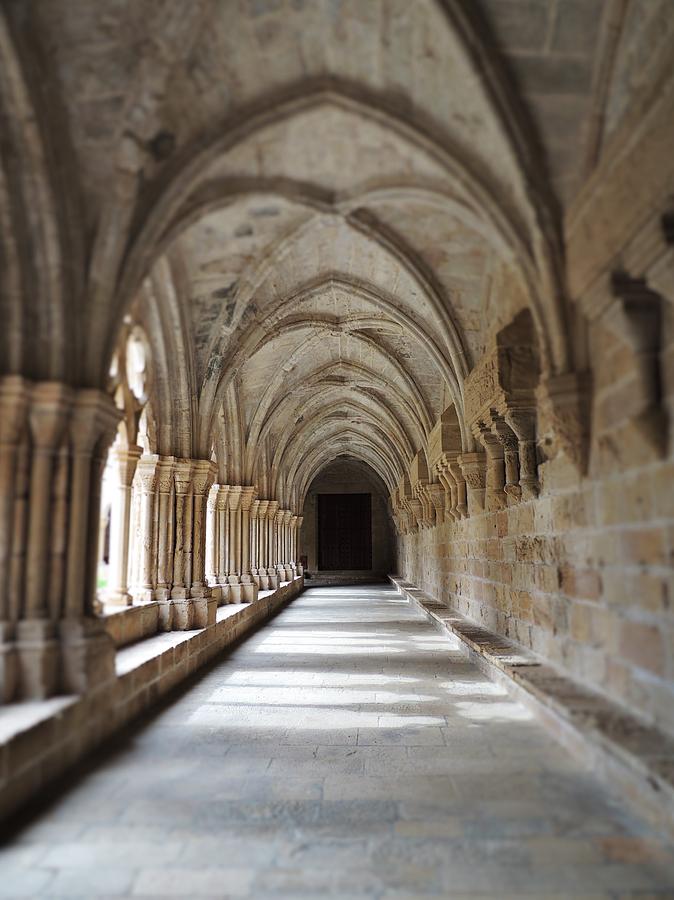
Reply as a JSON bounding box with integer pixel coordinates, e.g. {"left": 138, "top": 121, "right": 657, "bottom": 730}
{"left": 101, "top": 600, "right": 161, "bottom": 648}
{"left": 0, "top": 577, "right": 304, "bottom": 823}
{"left": 390, "top": 575, "right": 674, "bottom": 837}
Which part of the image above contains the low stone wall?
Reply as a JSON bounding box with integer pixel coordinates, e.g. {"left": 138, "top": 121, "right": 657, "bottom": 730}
{"left": 102, "top": 601, "right": 161, "bottom": 648}
{"left": 0, "top": 577, "right": 303, "bottom": 823}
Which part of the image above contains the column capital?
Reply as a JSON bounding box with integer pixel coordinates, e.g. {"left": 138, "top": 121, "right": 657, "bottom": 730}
{"left": 173, "top": 459, "right": 194, "bottom": 495}
{"left": 136, "top": 453, "right": 159, "bottom": 492}
{"left": 296, "top": 516, "right": 303, "bottom": 529}
{"left": 0, "top": 375, "right": 29, "bottom": 446}
{"left": 257, "top": 499, "right": 270, "bottom": 518}
{"left": 156, "top": 456, "right": 176, "bottom": 493}
{"left": 112, "top": 443, "right": 143, "bottom": 487}
{"left": 239, "top": 486, "right": 257, "bottom": 510}
{"left": 70, "top": 389, "right": 121, "bottom": 456}
{"left": 216, "top": 484, "right": 231, "bottom": 510}
{"left": 29, "top": 381, "right": 72, "bottom": 450}
{"left": 282, "top": 509, "right": 292, "bottom": 525}
{"left": 251, "top": 499, "right": 261, "bottom": 518}
{"left": 192, "top": 459, "right": 217, "bottom": 496}
{"left": 227, "top": 484, "right": 243, "bottom": 511}
{"left": 266, "top": 500, "right": 280, "bottom": 519}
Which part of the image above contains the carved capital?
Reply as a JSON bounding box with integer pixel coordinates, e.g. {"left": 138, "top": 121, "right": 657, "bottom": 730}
{"left": 156, "top": 456, "right": 176, "bottom": 493}
{"left": 136, "top": 453, "right": 159, "bottom": 492}
{"left": 227, "top": 485, "right": 243, "bottom": 511}
{"left": 239, "top": 486, "right": 256, "bottom": 510}
{"left": 536, "top": 372, "right": 591, "bottom": 473}
{"left": 112, "top": 443, "right": 143, "bottom": 487}
{"left": 29, "top": 381, "right": 72, "bottom": 450}
{"left": 0, "top": 375, "right": 29, "bottom": 446}
{"left": 192, "top": 460, "right": 216, "bottom": 496}
{"left": 173, "top": 459, "right": 194, "bottom": 495}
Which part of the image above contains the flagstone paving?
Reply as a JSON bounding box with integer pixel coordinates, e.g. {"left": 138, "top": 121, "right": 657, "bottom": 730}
{"left": 3, "top": 585, "right": 674, "bottom": 897}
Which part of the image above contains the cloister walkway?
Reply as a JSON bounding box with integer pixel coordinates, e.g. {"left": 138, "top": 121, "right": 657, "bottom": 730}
{"left": 3, "top": 585, "right": 674, "bottom": 897}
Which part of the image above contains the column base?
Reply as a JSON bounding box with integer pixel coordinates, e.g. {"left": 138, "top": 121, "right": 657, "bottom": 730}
{"left": 193, "top": 596, "right": 218, "bottom": 628}
{"left": 172, "top": 598, "right": 195, "bottom": 630}
{"left": 103, "top": 590, "right": 133, "bottom": 607}
{"left": 0, "top": 623, "right": 17, "bottom": 703}
{"left": 242, "top": 582, "right": 258, "bottom": 603}
{"left": 157, "top": 598, "right": 174, "bottom": 631}
{"left": 15, "top": 619, "right": 60, "bottom": 700}
{"left": 266, "top": 569, "right": 279, "bottom": 589}
{"left": 59, "top": 617, "right": 116, "bottom": 694}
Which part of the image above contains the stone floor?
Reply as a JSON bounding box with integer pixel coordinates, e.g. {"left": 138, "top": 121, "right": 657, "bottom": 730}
{"left": 3, "top": 585, "right": 674, "bottom": 898}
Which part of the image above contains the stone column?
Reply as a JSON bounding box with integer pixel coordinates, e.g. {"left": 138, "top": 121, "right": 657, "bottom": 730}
{"left": 171, "top": 459, "right": 195, "bottom": 629}
{"left": 289, "top": 514, "right": 298, "bottom": 570}
{"left": 205, "top": 484, "right": 219, "bottom": 587}
{"left": 239, "top": 487, "right": 259, "bottom": 602}
{"left": 190, "top": 460, "right": 217, "bottom": 627}
{"left": 295, "top": 516, "right": 304, "bottom": 574}
{"left": 506, "top": 407, "right": 539, "bottom": 499}
{"left": 60, "top": 391, "right": 119, "bottom": 695}
{"left": 275, "top": 508, "right": 286, "bottom": 581}
{"left": 446, "top": 454, "right": 468, "bottom": 519}
{"left": 105, "top": 443, "right": 143, "bottom": 605}
{"left": 17, "top": 383, "right": 71, "bottom": 699}
{"left": 491, "top": 414, "right": 521, "bottom": 502}
{"left": 256, "top": 499, "right": 270, "bottom": 588}
{"left": 216, "top": 485, "right": 230, "bottom": 601}
{"left": 0, "top": 377, "right": 28, "bottom": 701}
{"left": 227, "top": 486, "right": 243, "bottom": 602}
{"left": 154, "top": 457, "right": 176, "bottom": 632}
{"left": 476, "top": 423, "right": 506, "bottom": 512}
{"left": 134, "top": 455, "right": 159, "bottom": 603}
{"left": 250, "top": 499, "right": 261, "bottom": 586}
{"left": 266, "top": 501, "right": 280, "bottom": 589}
{"left": 458, "top": 452, "right": 487, "bottom": 515}
{"left": 281, "top": 509, "right": 293, "bottom": 580}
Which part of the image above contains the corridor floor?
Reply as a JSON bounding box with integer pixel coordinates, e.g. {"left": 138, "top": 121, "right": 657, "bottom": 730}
{"left": 3, "top": 585, "right": 674, "bottom": 898}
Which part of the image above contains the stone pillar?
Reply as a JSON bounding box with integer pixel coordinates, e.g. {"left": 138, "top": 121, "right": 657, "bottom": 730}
{"left": 266, "top": 501, "right": 280, "bottom": 589}
{"left": 250, "top": 499, "right": 261, "bottom": 586}
{"left": 0, "top": 377, "right": 28, "bottom": 701}
{"left": 491, "top": 414, "right": 521, "bottom": 502}
{"left": 205, "top": 484, "right": 218, "bottom": 586}
{"left": 226, "top": 486, "right": 243, "bottom": 602}
{"left": 476, "top": 423, "right": 506, "bottom": 512}
{"left": 458, "top": 452, "right": 487, "bottom": 515}
{"left": 216, "top": 485, "right": 230, "bottom": 600}
{"left": 506, "top": 407, "right": 539, "bottom": 499}
{"left": 289, "top": 514, "right": 298, "bottom": 569}
{"left": 60, "top": 390, "right": 119, "bottom": 695}
{"left": 133, "top": 455, "right": 159, "bottom": 603}
{"left": 295, "top": 516, "right": 304, "bottom": 574}
{"left": 256, "top": 499, "right": 270, "bottom": 588}
{"left": 281, "top": 509, "right": 293, "bottom": 580}
{"left": 17, "top": 383, "right": 71, "bottom": 699}
{"left": 275, "top": 508, "right": 286, "bottom": 581}
{"left": 171, "top": 459, "right": 195, "bottom": 629}
{"left": 446, "top": 455, "right": 468, "bottom": 519}
{"left": 105, "top": 443, "right": 143, "bottom": 605}
{"left": 154, "top": 457, "right": 175, "bottom": 629}
{"left": 239, "top": 487, "right": 259, "bottom": 602}
{"left": 190, "top": 460, "right": 217, "bottom": 627}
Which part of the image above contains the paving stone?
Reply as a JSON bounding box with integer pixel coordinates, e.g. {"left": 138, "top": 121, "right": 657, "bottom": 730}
{"left": 3, "top": 586, "right": 674, "bottom": 896}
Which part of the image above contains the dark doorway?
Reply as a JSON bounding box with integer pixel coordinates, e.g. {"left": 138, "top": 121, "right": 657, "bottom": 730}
{"left": 317, "top": 493, "right": 372, "bottom": 570}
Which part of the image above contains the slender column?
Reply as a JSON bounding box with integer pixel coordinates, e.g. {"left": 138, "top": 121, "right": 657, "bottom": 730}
{"left": 171, "top": 460, "right": 194, "bottom": 599}
{"left": 0, "top": 378, "right": 28, "bottom": 701}
{"left": 154, "top": 457, "right": 176, "bottom": 601}
{"left": 295, "top": 516, "right": 303, "bottom": 573}
{"left": 238, "top": 487, "right": 258, "bottom": 602}
{"left": 256, "top": 500, "right": 270, "bottom": 588}
{"left": 506, "top": 408, "right": 539, "bottom": 499}
{"left": 227, "top": 486, "right": 242, "bottom": 576}
{"left": 275, "top": 508, "right": 285, "bottom": 577}
{"left": 458, "top": 452, "right": 487, "bottom": 515}
{"left": 135, "top": 455, "right": 159, "bottom": 601}
{"left": 48, "top": 446, "right": 69, "bottom": 621}
{"left": 266, "top": 501, "right": 280, "bottom": 588}
{"left": 59, "top": 393, "right": 119, "bottom": 694}
{"left": 205, "top": 483, "right": 219, "bottom": 586}
{"left": 476, "top": 423, "right": 506, "bottom": 512}
{"left": 446, "top": 455, "right": 468, "bottom": 518}
{"left": 250, "top": 499, "right": 260, "bottom": 584}
{"left": 491, "top": 413, "right": 521, "bottom": 502}
{"left": 216, "top": 485, "right": 230, "bottom": 589}
{"left": 105, "top": 443, "right": 142, "bottom": 605}
{"left": 289, "top": 515, "right": 298, "bottom": 567}
{"left": 24, "top": 383, "right": 71, "bottom": 620}
{"left": 190, "top": 461, "right": 216, "bottom": 598}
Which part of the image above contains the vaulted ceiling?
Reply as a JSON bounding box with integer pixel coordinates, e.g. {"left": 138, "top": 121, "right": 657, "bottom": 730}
{"left": 3, "top": 0, "right": 658, "bottom": 508}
